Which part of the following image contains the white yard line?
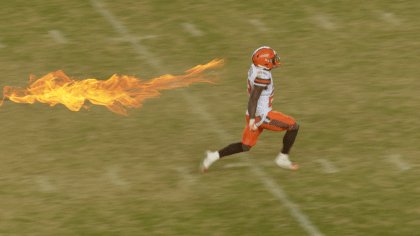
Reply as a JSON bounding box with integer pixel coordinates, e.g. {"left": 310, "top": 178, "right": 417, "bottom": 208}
{"left": 381, "top": 13, "right": 401, "bottom": 26}
{"left": 387, "top": 154, "right": 411, "bottom": 171}
{"left": 224, "top": 163, "right": 252, "bottom": 168}
{"left": 48, "top": 30, "right": 68, "bottom": 44}
{"left": 176, "top": 167, "right": 196, "bottom": 185}
{"left": 248, "top": 19, "right": 268, "bottom": 32}
{"left": 90, "top": 1, "right": 324, "bottom": 235}
{"left": 106, "top": 167, "right": 129, "bottom": 186}
{"left": 109, "top": 35, "right": 156, "bottom": 42}
{"left": 224, "top": 161, "right": 272, "bottom": 168}
{"left": 261, "top": 175, "right": 325, "bottom": 236}
{"left": 174, "top": 150, "right": 197, "bottom": 185}
{"left": 90, "top": 0, "right": 161, "bottom": 63}
{"left": 313, "top": 15, "right": 336, "bottom": 30}
{"left": 181, "top": 23, "right": 204, "bottom": 36}
{"left": 316, "top": 159, "right": 338, "bottom": 173}
{"left": 363, "top": 5, "right": 402, "bottom": 28}
{"left": 36, "top": 176, "right": 55, "bottom": 192}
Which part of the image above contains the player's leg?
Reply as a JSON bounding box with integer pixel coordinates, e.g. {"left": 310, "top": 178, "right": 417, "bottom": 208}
{"left": 276, "top": 122, "right": 299, "bottom": 170}
{"left": 201, "top": 142, "right": 251, "bottom": 173}
{"left": 260, "top": 111, "right": 299, "bottom": 170}
{"left": 281, "top": 122, "right": 299, "bottom": 155}
{"left": 219, "top": 142, "right": 248, "bottom": 157}
{"left": 200, "top": 116, "right": 262, "bottom": 173}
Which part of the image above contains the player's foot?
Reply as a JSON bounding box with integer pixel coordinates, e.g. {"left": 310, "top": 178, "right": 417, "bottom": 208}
{"left": 275, "top": 153, "right": 299, "bottom": 170}
{"left": 200, "top": 150, "right": 220, "bottom": 173}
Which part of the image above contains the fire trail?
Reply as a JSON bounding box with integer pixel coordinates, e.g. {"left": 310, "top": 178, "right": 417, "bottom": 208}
{"left": 0, "top": 59, "right": 225, "bottom": 116}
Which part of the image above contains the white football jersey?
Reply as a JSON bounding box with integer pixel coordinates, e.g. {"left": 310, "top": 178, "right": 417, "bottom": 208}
{"left": 246, "top": 64, "right": 274, "bottom": 119}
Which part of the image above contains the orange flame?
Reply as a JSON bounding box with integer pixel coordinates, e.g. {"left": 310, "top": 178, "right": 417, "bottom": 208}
{"left": 0, "top": 59, "right": 226, "bottom": 116}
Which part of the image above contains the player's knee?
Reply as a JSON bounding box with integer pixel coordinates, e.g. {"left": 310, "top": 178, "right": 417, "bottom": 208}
{"left": 291, "top": 122, "right": 299, "bottom": 131}
{"left": 242, "top": 143, "right": 252, "bottom": 152}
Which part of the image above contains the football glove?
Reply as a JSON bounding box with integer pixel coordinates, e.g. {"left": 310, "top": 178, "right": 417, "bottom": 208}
{"left": 249, "top": 118, "right": 258, "bottom": 131}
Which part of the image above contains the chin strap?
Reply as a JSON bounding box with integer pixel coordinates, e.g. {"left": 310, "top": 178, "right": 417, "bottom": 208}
{"left": 257, "top": 64, "right": 270, "bottom": 70}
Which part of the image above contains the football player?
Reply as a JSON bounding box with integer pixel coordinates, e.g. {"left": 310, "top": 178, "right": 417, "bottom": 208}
{"left": 201, "top": 46, "right": 300, "bottom": 173}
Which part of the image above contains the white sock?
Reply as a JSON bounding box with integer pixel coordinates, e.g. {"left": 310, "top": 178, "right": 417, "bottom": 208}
{"left": 204, "top": 151, "right": 219, "bottom": 167}
{"left": 278, "top": 153, "right": 289, "bottom": 159}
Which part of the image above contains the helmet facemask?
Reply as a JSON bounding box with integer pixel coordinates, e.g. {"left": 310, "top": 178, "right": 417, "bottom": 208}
{"left": 270, "top": 55, "right": 281, "bottom": 69}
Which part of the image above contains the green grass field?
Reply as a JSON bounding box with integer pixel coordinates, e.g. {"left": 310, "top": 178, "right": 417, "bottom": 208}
{"left": 0, "top": 0, "right": 419, "bottom": 235}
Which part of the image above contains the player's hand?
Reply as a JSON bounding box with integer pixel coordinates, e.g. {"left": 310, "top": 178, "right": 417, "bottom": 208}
{"left": 249, "top": 118, "right": 258, "bottom": 131}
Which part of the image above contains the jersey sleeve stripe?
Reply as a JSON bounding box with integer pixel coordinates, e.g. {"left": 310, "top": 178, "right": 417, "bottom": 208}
{"left": 254, "top": 78, "right": 271, "bottom": 84}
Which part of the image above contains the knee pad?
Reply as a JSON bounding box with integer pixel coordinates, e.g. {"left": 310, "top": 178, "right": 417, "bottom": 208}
{"left": 241, "top": 143, "right": 252, "bottom": 151}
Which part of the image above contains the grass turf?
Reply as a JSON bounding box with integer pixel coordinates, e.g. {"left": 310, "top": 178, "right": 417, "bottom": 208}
{"left": 0, "top": 0, "right": 419, "bottom": 235}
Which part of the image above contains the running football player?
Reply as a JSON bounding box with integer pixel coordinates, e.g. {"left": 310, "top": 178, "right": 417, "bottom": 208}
{"left": 200, "top": 46, "right": 300, "bottom": 173}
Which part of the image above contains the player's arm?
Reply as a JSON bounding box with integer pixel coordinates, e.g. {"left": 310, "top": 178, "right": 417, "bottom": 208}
{"left": 248, "top": 84, "right": 265, "bottom": 119}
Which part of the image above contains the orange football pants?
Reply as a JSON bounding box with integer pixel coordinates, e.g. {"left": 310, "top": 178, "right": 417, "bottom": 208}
{"left": 241, "top": 111, "right": 296, "bottom": 147}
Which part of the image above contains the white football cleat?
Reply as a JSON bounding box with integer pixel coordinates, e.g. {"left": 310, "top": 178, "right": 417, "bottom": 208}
{"left": 275, "top": 153, "right": 299, "bottom": 170}
{"left": 200, "top": 150, "right": 220, "bottom": 173}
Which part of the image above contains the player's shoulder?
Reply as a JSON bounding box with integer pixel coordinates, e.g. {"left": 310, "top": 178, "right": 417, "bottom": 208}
{"left": 250, "top": 65, "right": 271, "bottom": 86}
{"left": 248, "top": 64, "right": 272, "bottom": 86}
{"left": 256, "top": 69, "right": 271, "bottom": 80}
{"left": 249, "top": 64, "right": 269, "bottom": 78}
{"left": 250, "top": 64, "right": 271, "bottom": 78}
